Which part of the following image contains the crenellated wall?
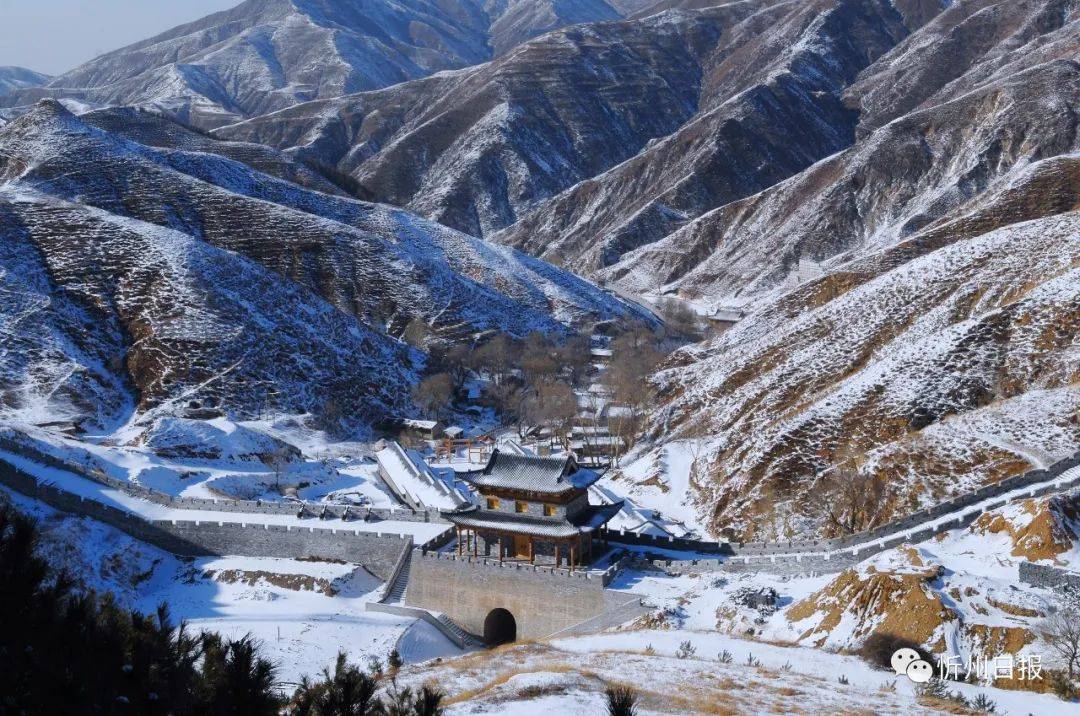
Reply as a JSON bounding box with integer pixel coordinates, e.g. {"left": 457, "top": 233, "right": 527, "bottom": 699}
{"left": 610, "top": 452, "right": 1080, "bottom": 576}
{"left": 0, "top": 455, "right": 411, "bottom": 580}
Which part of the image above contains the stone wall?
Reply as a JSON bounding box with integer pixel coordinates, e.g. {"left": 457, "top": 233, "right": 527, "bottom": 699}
{"left": 0, "top": 456, "right": 410, "bottom": 580}
{"left": 406, "top": 551, "right": 610, "bottom": 640}
{"left": 0, "top": 434, "right": 443, "bottom": 524}
{"left": 611, "top": 452, "right": 1080, "bottom": 576}
{"left": 608, "top": 450, "right": 1080, "bottom": 559}
{"left": 1019, "top": 562, "right": 1080, "bottom": 592}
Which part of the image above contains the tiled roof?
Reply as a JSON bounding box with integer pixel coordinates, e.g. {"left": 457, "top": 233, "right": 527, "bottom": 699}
{"left": 466, "top": 450, "right": 600, "bottom": 494}
{"left": 441, "top": 502, "right": 622, "bottom": 538}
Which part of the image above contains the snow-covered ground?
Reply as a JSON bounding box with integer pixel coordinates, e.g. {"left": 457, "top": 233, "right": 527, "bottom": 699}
{"left": 602, "top": 440, "right": 711, "bottom": 537}
{"left": 0, "top": 447, "right": 446, "bottom": 541}
{"left": 0, "top": 486, "right": 463, "bottom": 685}
{"left": 5, "top": 418, "right": 1080, "bottom": 712}
{"left": 389, "top": 625, "right": 1076, "bottom": 714}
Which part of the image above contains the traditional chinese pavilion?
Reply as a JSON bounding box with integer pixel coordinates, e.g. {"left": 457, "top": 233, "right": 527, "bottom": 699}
{"left": 442, "top": 450, "right": 622, "bottom": 569}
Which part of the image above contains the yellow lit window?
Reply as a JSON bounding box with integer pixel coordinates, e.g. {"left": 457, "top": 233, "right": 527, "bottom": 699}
{"left": 543, "top": 504, "right": 556, "bottom": 517}
{"left": 515, "top": 501, "right": 527, "bottom": 513}
{"left": 486, "top": 497, "right": 500, "bottom": 510}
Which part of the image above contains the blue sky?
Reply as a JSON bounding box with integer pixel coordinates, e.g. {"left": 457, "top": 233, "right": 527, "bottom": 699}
{"left": 0, "top": 0, "right": 238, "bottom": 75}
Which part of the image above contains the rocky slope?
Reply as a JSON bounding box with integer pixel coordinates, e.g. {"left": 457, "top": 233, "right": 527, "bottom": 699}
{"left": 0, "top": 101, "right": 640, "bottom": 433}
{"left": 492, "top": 0, "right": 946, "bottom": 272}
{"left": 217, "top": 0, "right": 943, "bottom": 246}
{"left": 648, "top": 204, "right": 1078, "bottom": 540}
{"left": 0, "top": 0, "right": 630, "bottom": 130}
{"left": 601, "top": 0, "right": 1080, "bottom": 302}
{"left": 589, "top": 0, "right": 1080, "bottom": 540}
{"left": 787, "top": 495, "right": 1080, "bottom": 662}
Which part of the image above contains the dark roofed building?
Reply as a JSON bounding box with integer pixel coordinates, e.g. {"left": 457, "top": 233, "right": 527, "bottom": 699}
{"left": 469, "top": 451, "right": 600, "bottom": 494}
{"left": 442, "top": 450, "right": 621, "bottom": 569}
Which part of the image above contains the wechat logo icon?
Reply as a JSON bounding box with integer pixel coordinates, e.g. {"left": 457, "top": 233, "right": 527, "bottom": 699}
{"left": 892, "top": 648, "right": 934, "bottom": 683}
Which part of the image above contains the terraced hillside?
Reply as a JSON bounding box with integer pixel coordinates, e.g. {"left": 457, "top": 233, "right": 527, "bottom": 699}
{"left": 0, "top": 101, "right": 642, "bottom": 433}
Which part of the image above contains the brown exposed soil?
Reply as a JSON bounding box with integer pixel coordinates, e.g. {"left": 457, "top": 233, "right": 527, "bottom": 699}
{"left": 970, "top": 495, "right": 1080, "bottom": 563}
{"left": 787, "top": 560, "right": 952, "bottom": 650}
{"left": 203, "top": 569, "right": 336, "bottom": 596}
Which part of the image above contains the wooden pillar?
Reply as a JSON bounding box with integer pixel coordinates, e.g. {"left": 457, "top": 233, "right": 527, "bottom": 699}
{"left": 555, "top": 543, "right": 560, "bottom": 568}
{"left": 528, "top": 537, "right": 534, "bottom": 564}
{"left": 472, "top": 530, "right": 478, "bottom": 557}
{"left": 570, "top": 544, "right": 576, "bottom": 571}
{"left": 456, "top": 527, "right": 462, "bottom": 555}
{"left": 499, "top": 535, "right": 504, "bottom": 563}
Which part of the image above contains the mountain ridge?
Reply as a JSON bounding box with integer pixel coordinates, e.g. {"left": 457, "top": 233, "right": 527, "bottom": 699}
{"left": 0, "top": 0, "right": 637, "bottom": 129}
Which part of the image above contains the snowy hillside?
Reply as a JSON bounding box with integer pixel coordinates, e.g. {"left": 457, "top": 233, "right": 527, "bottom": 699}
{"left": 0, "top": 101, "right": 642, "bottom": 433}
{"left": 646, "top": 210, "right": 1079, "bottom": 540}
{"left": 216, "top": 7, "right": 726, "bottom": 237}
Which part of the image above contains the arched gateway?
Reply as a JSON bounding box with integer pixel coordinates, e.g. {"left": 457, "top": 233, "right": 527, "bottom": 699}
{"left": 483, "top": 608, "right": 517, "bottom": 645}
{"left": 406, "top": 450, "right": 622, "bottom": 642}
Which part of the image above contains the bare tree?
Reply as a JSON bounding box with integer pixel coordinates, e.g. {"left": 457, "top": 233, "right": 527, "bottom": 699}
{"left": 532, "top": 378, "right": 578, "bottom": 445}
{"left": 552, "top": 335, "right": 592, "bottom": 387}
{"left": 472, "top": 334, "right": 517, "bottom": 385}
{"left": 412, "top": 373, "right": 454, "bottom": 420}
{"left": 656, "top": 297, "right": 703, "bottom": 340}
{"left": 682, "top": 419, "right": 711, "bottom": 464}
{"left": 604, "top": 328, "right": 664, "bottom": 437}
{"left": 1042, "top": 607, "right": 1080, "bottom": 680}
{"left": 401, "top": 317, "right": 433, "bottom": 348}
{"left": 429, "top": 343, "right": 472, "bottom": 393}
{"left": 483, "top": 378, "right": 530, "bottom": 438}
{"left": 520, "top": 331, "right": 558, "bottom": 382}
{"left": 261, "top": 445, "right": 293, "bottom": 494}
{"left": 806, "top": 469, "right": 887, "bottom": 536}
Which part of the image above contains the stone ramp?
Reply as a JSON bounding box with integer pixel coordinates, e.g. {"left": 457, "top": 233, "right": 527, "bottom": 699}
{"left": 546, "top": 592, "right": 653, "bottom": 638}
{"left": 365, "top": 601, "right": 482, "bottom": 649}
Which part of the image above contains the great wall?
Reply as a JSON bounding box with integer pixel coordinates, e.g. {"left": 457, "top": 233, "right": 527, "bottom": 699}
{"left": 1, "top": 430, "right": 1078, "bottom": 645}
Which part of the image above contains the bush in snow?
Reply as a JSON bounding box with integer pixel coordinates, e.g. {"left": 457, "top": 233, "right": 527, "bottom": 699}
{"left": 605, "top": 685, "right": 638, "bottom": 716}
{"left": 675, "top": 640, "right": 696, "bottom": 659}
{"left": 378, "top": 681, "right": 445, "bottom": 716}
{"left": 388, "top": 649, "right": 403, "bottom": 672}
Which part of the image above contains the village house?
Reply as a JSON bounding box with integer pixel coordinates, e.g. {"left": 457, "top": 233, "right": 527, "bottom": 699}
{"left": 441, "top": 451, "right": 622, "bottom": 569}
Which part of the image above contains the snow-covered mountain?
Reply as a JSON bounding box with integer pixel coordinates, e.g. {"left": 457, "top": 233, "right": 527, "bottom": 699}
{"left": 0, "top": 67, "right": 50, "bottom": 96}
{"left": 2, "top": 0, "right": 1077, "bottom": 548}
{"left": 0, "top": 0, "right": 630, "bottom": 129}
{"left": 593, "top": 0, "right": 1080, "bottom": 539}
{"left": 0, "top": 101, "right": 642, "bottom": 433}
{"left": 214, "top": 0, "right": 946, "bottom": 246}
{"left": 598, "top": 0, "right": 1080, "bottom": 301}
{"left": 216, "top": 7, "right": 727, "bottom": 237}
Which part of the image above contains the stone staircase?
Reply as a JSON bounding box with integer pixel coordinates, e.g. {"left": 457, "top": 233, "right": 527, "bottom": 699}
{"left": 367, "top": 546, "right": 483, "bottom": 648}
{"left": 381, "top": 549, "right": 412, "bottom": 604}
{"left": 435, "top": 613, "right": 483, "bottom": 647}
